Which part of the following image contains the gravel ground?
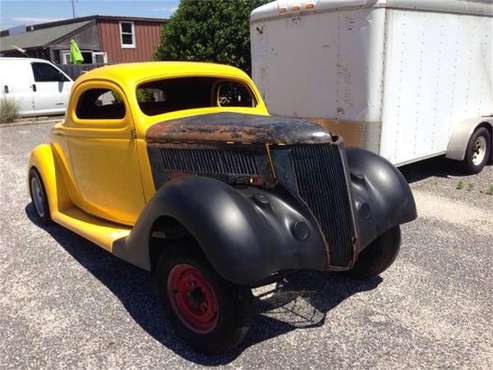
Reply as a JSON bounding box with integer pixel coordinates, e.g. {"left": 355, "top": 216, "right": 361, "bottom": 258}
{"left": 1, "top": 123, "right": 492, "bottom": 369}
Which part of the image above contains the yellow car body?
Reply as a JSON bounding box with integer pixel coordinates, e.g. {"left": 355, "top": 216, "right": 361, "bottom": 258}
{"left": 29, "top": 62, "right": 268, "bottom": 255}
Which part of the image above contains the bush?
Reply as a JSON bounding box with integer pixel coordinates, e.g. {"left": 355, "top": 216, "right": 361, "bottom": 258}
{"left": 0, "top": 97, "right": 18, "bottom": 123}
{"left": 155, "top": 0, "right": 269, "bottom": 75}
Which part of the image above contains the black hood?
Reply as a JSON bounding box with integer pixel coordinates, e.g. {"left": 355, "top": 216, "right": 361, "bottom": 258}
{"left": 146, "top": 112, "right": 333, "bottom": 145}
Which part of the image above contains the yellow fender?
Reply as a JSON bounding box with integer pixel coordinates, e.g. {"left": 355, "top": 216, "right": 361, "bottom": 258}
{"left": 28, "top": 144, "right": 72, "bottom": 217}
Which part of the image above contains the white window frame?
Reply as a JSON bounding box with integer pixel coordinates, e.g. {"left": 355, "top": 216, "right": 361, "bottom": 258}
{"left": 92, "top": 52, "right": 108, "bottom": 64}
{"left": 60, "top": 50, "right": 107, "bottom": 65}
{"left": 61, "top": 51, "right": 71, "bottom": 64}
{"left": 119, "top": 21, "right": 136, "bottom": 49}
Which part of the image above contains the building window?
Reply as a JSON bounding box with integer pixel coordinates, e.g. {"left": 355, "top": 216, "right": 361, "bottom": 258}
{"left": 92, "top": 52, "right": 107, "bottom": 64}
{"left": 61, "top": 51, "right": 107, "bottom": 65}
{"left": 120, "top": 21, "right": 135, "bottom": 49}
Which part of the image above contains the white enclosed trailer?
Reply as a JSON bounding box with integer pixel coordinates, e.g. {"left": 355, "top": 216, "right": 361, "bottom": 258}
{"left": 250, "top": 0, "right": 493, "bottom": 172}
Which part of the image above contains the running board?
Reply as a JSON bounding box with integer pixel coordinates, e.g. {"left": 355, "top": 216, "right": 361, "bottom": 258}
{"left": 52, "top": 207, "right": 131, "bottom": 252}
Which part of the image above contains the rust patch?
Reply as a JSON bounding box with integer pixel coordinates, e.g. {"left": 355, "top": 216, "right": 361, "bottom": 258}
{"left": 146, "top": 112, "right": 333, "bottom": 145}
{"left": 309, "top": 118, "right": 364, "bottom": 148}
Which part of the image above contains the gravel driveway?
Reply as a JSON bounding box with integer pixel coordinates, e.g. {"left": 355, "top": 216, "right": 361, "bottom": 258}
{"left": 1, "top": 122, "right": 492, "bottom": 369}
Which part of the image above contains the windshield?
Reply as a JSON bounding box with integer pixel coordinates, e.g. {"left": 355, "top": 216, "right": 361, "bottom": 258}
{"left": 136, "top": 77, "right": 257, "bottom": 116}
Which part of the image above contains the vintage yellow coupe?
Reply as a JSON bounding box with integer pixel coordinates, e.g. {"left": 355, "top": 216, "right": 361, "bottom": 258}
{"left": 28, "top": 62, "right": 416, "bottom": 354}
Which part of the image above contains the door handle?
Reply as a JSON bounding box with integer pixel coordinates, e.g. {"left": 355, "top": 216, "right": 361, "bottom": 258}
{"left": 32, "top": 84, "right": 37, "bottom": 92}
{"left": 3, "top": 85, "right": 8, "bottom": 94}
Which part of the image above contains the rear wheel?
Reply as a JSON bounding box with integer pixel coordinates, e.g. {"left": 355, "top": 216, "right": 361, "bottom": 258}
{"left": 28, "top": 168, "right": 51, "bottom": 224}
{"left": 155, "top": 242, "right": 254, "bottom": 354}
{"left": 462, "top": 127, "right": 491, "bottom": 174}
{"left": 347, "top": 226, "right": 401, "bottom": 279}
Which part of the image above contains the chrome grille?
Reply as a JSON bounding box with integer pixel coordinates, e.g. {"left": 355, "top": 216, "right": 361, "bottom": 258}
{"left": 290, "top": 144, "right": 354, "bottom": 266}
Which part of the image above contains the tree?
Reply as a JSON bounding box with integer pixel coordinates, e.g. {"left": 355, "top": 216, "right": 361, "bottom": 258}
{"left": 155, "top": 0, "right": 268, "bottom": 74}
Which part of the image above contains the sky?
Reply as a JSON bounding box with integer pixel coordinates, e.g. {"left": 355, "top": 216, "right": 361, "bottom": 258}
{"left": 0, "top": 0, "right": 180, "bottom": 30}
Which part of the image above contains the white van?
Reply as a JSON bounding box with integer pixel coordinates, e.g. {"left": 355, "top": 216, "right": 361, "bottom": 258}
{"left": 0, "top": 57, "right": 73, "bottom": 117}
{"left": 250, "top": 0, "right": 493, "bottom": 173}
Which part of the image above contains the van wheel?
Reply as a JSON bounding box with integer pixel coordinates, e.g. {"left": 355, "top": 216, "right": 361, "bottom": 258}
{"left": 155, "top": 242, "right": 254, "bottom": 354}
{"left": 462, "top": 127, "right": 491, "bottom": 174}
{"left": 347, "top": 226, "right": 401, "bottom": 279}
{"left": 29, "top": 168, "right": 51, "bottom": 224}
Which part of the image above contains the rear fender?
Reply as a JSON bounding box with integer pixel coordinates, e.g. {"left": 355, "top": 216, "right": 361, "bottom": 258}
{"left": 28, "top": 144, "right": 72, "bottom": 215}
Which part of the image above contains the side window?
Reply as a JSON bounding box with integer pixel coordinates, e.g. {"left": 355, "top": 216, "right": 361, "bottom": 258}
{"left": 76, "top": 88, "right": 126, "bottom": 119}
{"left": 216, "top": 81, "right": 256, "bottom": 107}
{"left": 31, "top": 62, "right": 69, "bottom": 82}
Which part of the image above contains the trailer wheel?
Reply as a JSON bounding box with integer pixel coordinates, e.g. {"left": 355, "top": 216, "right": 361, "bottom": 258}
{"left": 155, "top": 241, "right": 254, "bottom": 354}
{"left": 462, "top": 127, "right": 491, "bottom": 174}
{"left": 347, "top": 226, "right": 401, "bottom": 279}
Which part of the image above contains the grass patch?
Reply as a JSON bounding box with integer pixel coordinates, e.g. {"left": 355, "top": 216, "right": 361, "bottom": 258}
{"left": 0, "top": 97, "right": 19, "bottom": 123}
{"left": 486, "top": 185, "right": 493, "bottom": 196}
{"left": 456, "top": 181, "right": 464, "bottom": 190}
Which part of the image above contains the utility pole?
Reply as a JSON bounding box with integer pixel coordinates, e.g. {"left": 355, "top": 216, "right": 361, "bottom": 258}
{"left": 71, "top": 0, "right": 76, "bottom": 18}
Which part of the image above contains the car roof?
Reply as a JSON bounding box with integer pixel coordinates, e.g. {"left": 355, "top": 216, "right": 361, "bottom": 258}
{"left": 75, "top": 61, "right": 250, "bottom": 88}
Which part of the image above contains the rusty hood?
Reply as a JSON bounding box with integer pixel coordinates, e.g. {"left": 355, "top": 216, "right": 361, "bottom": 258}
{"left": 145, "top": 112, "right": 333, "bottom": 145}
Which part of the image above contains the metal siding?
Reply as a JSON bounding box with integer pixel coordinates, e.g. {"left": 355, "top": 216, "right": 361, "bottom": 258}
{"left": 97, "top": 20, "right": 162, "bottom": 63}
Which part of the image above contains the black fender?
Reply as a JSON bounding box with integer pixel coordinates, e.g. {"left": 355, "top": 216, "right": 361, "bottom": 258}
{"left": 115, "top": 176, "right": 327, "bottom": 286}
{"left": 346, "top": 148, "right": 417, "bottom": 251}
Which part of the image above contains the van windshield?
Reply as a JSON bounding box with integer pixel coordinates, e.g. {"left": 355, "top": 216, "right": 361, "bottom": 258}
{"left": 136, "top": 77, "right": 257, "bottom": 116}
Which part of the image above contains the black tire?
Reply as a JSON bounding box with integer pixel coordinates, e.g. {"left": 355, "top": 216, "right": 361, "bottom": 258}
{"left": 347, "top": 226, "right": 401, "bottom": 279}
{"left": 155, "top": 241, "right": 254, "bottom": 354}
{"left": 28, "top": 167, "right": 52, "bottom": 225}
{"left": 462, "top": 127, "right": 491, "bottom": 174}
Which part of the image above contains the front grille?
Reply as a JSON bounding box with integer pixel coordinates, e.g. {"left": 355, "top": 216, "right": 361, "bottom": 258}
{"left": 290, "top": 144, "right": 354, "bottom": 266}
{"left": 159, "top": 148, "right": 258, "bottom": 176}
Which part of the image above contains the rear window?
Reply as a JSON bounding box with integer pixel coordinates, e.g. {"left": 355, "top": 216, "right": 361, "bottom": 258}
{"left": 136, "top": 77, "right": 256, "bottom": 116}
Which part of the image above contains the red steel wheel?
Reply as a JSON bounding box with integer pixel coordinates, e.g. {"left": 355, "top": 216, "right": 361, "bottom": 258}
{"left": 167, "top": 264, "right": 219, "bottom": 334}
{"left": 156, "top": 242, "right": 254, "bottom": 354}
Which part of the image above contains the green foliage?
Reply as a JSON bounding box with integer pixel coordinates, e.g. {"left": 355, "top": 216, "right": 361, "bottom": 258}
{"left": 155, "top": 0, "right": 269, "bottom": 74}
{"left": 456, "top": 181, "right": 464, "bottom": 190}
{"left": 0, "top": 97, "right": 18, "bottom": 123}
{"left": 136, "top": 88, "right": 155, "bottom": 103}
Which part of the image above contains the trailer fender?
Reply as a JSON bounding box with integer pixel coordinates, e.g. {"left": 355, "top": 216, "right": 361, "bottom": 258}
{"left": 117, "top": 176, "right": 327, "bottom": 286}
{"left": 345, "top": 148, "right": 417, "bottom": 250}
{"left": 446, "top": 118, "right": 493, "bottom": 161}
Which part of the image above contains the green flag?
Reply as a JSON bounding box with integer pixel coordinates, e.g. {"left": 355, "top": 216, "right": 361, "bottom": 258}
{"left": 70, "top": 39, "right": 84, "bottom": 64}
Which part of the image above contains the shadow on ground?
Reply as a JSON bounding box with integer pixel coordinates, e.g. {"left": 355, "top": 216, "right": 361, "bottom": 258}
{"left": 399, "top": 155, "right": 493, "bottom": 183}
{"left": 26, "top": 203, "right": 381, "bottom": 365}
{"left": 398, "top": 155, "right": 467, "bottom": 183}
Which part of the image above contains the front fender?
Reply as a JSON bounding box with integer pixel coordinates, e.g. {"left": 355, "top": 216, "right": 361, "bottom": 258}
{"left": 346, "top": 148, "right": 417, "bottom": 250}
{"left": 118, "top": 176, "right": 327, "bottom": 285}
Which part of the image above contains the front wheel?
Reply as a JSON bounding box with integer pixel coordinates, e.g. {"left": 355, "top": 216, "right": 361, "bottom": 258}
{"left": 347, "top": 226, "right": 401, "bottom": 279}
{"left": 155, "top": 242, "right": 254, "bottom": 354}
